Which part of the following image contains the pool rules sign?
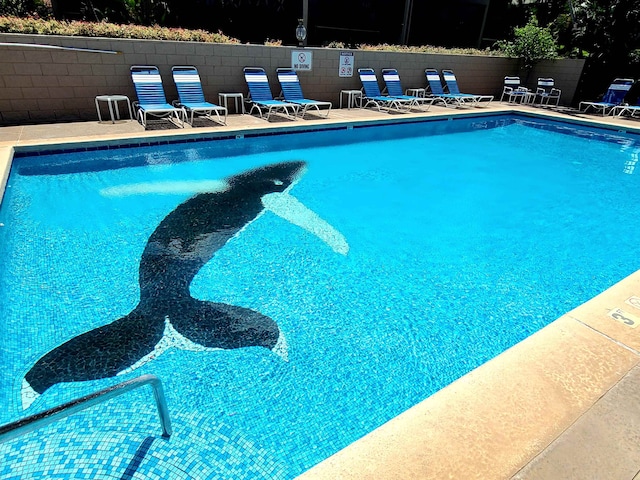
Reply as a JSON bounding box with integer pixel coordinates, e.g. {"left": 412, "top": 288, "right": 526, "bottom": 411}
{"left": 339, "top": 52, "right": 354, "bottom": 77}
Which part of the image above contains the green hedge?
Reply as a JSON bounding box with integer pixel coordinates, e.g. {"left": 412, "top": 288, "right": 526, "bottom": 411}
{"left": 0, "top": 15, "right": 505, "bottom": 56}
{"left": 0, "top": 15, "right": 239, "bottom": 43}
{"left": 355, "top": 43, "right": 501, "bottom": 56}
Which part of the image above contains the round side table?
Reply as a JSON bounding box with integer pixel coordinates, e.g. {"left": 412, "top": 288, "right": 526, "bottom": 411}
{"left": 95, "top": 95, "right": 133, "bottom": 123}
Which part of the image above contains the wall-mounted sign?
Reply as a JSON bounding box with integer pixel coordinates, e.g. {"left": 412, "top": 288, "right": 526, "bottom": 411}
{"left": 292, "top": 50, "right": 312, "bottom": 71}
{"left": 339, "top": 51, "right": 354, "bottom": 77}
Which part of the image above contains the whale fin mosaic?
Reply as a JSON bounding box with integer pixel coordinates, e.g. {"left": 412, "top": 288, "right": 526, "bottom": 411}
{"left": 21, "top": 161, "right": 349, "bottom": 410}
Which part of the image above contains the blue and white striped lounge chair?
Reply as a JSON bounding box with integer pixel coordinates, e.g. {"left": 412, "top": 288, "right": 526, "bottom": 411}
{"left": 130, "top": 65, "right": 185, "bottom": 128}
{"left": 381, "top": 68, "right": 433, "bottom": 110}
{"left": 243, "top": 67, "right": 299, "bottom": 121}
{"left": 424, "top": 69, "right": 466, "bottom": 107}
{"left": 579, "top": 78, "right": 634, "bottom": 116}
{"left": 171, "top": 66, "right": 227, "bottom": 125}
{"left": 276, "top": 68, "right": 332, "bottom": 118}
{"left": 534, "top": 78, "right": 561, "bottom": 106}
{"left": 442, "top": 69, "right": 493, "bottom": 106}
{"left": 499, "top": 76, "right": 534, "bottom": 104}
{"left": 358, "top": 68, "right": 411, "bottom": 112}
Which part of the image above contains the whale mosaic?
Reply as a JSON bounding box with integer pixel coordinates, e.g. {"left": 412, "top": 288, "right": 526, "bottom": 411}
{"left": 21, "top": 161, "right": 349, "bottom": 410}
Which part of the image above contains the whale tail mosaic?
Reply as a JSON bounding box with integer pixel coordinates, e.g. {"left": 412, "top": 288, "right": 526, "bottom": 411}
{"left": 21, "top": 161, "right": 349, "bottom": 410}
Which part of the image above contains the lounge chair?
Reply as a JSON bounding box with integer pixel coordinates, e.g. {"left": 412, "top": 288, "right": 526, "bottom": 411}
{"left": 243, "top": 67, "right": 299, "bottom": 121}
{"left": 534, "top": 78, "right": 561, "bottom": 106}
{"left": 424, "top": 69, "right": 466, "bottom": 107}
{"left": 381, "top": 68, "right": 434, "bottom": 110}
{"left": 612, "top": 97, "right": 640, "bottom": 118}
{"left": 579, "top": 78, "right": 634, "bottom": 116}
{"left": 276, "top": 68, "right": 332, "bottom": 118}
{"left": 441, "top": 69, "right": 493, "bottom": 106}
{"left": 130, "top": 65, "right": 185, "bottom": 128}
{"left": 499, "top": 76, "right": 535, "bottom": 104}
{"left": 171, "top": 65, "right": 227, "bottom": 125}
{"left": 358, "top": 68, "right": 411, "bottom": 112}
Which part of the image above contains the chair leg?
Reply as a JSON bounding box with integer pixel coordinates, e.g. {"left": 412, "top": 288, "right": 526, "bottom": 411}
{"left": 249, "top": 104, "right": 264, "bottom": 119}
{"left": 176, "top": 109, "right": 185, "bottom": 128}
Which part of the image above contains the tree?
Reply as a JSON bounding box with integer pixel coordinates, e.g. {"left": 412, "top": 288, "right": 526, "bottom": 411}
{"left": 0, "top": 0, "right": 51, "bottom": 17}
{"left": 571, "top": 0, "right": 640, "bottom": 104}
{"left": 495, "top": 17, "right": 558, "bottom": 71}
{"left": 573, "top": 0, "right": 640, "bottom": 67}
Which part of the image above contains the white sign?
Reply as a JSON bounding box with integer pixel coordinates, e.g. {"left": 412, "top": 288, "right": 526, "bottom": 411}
{"left": 292, "top": 50, "right": 312, "bottom": 71}
{"left": 339, "top": 51, "right": 354, "bottom": 77}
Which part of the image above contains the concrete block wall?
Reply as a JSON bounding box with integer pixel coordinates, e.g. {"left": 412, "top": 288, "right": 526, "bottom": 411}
{"left": 0, "top": 33, "right": 586, "bottom": 125}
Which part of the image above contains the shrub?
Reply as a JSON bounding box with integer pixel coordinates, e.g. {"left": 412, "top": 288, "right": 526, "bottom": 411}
{"left": 0, "top": 15, "right": 239, "bottom": 43}
{"left": 325, "top": 41, "right": 345, "bottom": 49}
{"left": 495, "top": 17, "right": 559, "bottom": 69}
{"left": 357, "top": 43, "right": 499, "bottom": 56}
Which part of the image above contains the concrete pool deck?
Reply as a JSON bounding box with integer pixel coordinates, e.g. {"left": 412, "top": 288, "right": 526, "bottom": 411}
{"left": 1, "top": 102, "right": 640, "bottom": 479}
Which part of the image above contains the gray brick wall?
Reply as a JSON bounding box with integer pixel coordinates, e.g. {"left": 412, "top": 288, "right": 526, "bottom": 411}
{"left": 0, "top": 33, "right": 586, "bottom": 125}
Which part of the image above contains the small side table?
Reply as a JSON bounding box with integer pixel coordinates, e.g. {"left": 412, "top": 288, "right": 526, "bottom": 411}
{"left": 405, "top": 88, "right": 426, "bottom": 98}
{"left": 340, "top": 90, "right": 362, "bottom": 109}
{"left": 508, "top": 88, "right": 536, "bottom": 105}
{"left": 95, "top": 95, "right": 133, "bottom": 123}
{"left": 218, "top": 93, "right": 245, "bottom": 114}
{"left": 523, "top": 91, "right": 537, "bottom": 104}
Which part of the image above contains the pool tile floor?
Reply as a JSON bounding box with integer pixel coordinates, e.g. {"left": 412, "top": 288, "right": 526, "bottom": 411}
{"left": 2, "top": 102, "right": 640, "bottom": 479}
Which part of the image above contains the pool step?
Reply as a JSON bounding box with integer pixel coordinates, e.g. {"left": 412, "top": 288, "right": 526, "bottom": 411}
{"left": 0, "top": 405, "right": 288, "bottom": 479}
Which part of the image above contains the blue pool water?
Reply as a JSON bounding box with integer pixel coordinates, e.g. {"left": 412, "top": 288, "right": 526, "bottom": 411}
{"left": 2, "top": 114, "right": 640, "bottom": 478}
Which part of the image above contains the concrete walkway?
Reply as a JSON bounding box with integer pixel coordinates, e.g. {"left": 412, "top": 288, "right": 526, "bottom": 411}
{"left": 2, "top": 102, "right": 640, "bottom": 480}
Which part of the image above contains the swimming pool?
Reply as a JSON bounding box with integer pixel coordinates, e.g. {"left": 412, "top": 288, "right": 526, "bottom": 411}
{"left": 2, "top": 113, "right": 640, "bottom": 479}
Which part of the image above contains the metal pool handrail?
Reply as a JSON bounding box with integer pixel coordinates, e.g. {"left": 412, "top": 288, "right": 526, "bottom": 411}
{"left": 0, "top": 374, "right": 172, "bottom": 444}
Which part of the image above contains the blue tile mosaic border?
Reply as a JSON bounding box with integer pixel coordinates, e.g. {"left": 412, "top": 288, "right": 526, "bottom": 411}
{"left": 13, "top": 112, "right": 509, "bottom": 159}
{"left": 15, "top": 111, "right": 640, "bottom": 166}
